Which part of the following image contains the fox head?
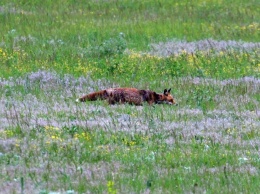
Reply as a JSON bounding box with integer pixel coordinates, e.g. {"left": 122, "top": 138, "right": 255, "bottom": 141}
{"left": 156, "top": 88, "right": 177, "bottom": 105}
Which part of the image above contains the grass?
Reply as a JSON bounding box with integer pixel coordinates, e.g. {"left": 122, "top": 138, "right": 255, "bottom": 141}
{"left": 0, "top": 0, "right": 260, "bottom": 193}
{"left": 1, "top": 0, "right": 259, "bottom": 78}
{"left": 1, "top": 73, "right": 260, "bottom": 193}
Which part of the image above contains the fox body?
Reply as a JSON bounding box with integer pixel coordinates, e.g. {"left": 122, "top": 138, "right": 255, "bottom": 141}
{"left": 76, "top": 88, "right": 177, "bottom": 106}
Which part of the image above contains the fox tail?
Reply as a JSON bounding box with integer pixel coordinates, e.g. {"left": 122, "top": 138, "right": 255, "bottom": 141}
{"left": 76, "top": 90, "right": 109, "bottom": 102}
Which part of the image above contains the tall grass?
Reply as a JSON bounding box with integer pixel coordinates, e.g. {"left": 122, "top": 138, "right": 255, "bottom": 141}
{"left": 0, "top": 0, "right": 260, "bottom": 193}
{"left": 1, "top": 73, "right": 260, "bottom": 193}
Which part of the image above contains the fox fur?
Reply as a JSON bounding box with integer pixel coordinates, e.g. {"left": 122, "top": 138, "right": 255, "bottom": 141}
{"left": 76, "top": 88, "right": 177, "bottom": 106}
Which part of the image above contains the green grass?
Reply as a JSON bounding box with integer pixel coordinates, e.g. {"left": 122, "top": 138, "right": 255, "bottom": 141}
{"left": 0, "top": 0, "right": 260, "bottom": 193}
{"left": 1, "top": 0, "right": 259, "bottom": 78}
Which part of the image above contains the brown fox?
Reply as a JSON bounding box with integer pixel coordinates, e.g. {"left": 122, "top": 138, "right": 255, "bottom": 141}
{"left": 76, "top": 88, "right": 177, "bottom": 106}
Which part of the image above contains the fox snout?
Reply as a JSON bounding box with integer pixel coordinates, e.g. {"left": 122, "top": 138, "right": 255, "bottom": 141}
{"left": 169, "top": 98, "right": 178, "bottom": 106}
{"left": 171, "top": 102, "right": 178, "bottom": 106}
{"left": 163, "top": 100, "right": 178, "bottom": 106}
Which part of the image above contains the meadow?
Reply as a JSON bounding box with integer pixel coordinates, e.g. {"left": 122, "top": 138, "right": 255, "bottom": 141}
{"left": 0, "top": 0, "right": 260, "bottom": 193}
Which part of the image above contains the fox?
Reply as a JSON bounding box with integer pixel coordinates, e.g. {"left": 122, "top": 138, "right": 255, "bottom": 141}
{"left": 76, "top": 88, "right": 177, "bottom": 106}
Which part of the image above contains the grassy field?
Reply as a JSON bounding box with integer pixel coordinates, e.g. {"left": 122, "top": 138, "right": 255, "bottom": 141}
{"left": 0, "top": 0, "right": 260, "bottom": 193}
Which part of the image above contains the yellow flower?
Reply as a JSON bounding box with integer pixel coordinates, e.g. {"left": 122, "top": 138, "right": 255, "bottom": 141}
{"left": 51, "top": 135, "right": 58, "bottom": 139}
{"left": 107, "top": 181, "right": 116, "bottom": 194}
{"left": 107, "top": 180, "right": 114, "bottom": 187}
{"left": 45, "top": 126, "right": 60, "bottom": 132}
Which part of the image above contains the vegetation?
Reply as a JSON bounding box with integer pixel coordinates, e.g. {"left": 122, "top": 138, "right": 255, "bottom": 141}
{"left": 0, "top": 0, "right": 259, "bottom": 193}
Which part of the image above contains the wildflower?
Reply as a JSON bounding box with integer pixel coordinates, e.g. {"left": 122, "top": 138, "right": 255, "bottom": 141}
{"left": 51, "top": 135, "right": 58, "bottom": 139}
{"left": 107, "top": 181, "right": 116, "bottom": 194}
{"left": 239, "top": 157, "right": 249, "bottom": 164}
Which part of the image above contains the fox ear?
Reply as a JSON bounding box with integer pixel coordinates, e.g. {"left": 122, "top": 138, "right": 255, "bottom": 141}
{"left": 168, "top": 88, "right": 171, "bottom": 93}
{"left": 164, "top": 89, "right": 167, "bottom": 95}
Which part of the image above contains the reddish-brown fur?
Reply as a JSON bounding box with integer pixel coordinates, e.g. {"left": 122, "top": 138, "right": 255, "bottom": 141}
{"left": 76, "top": 88, "right": 177, "bottom": 106}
